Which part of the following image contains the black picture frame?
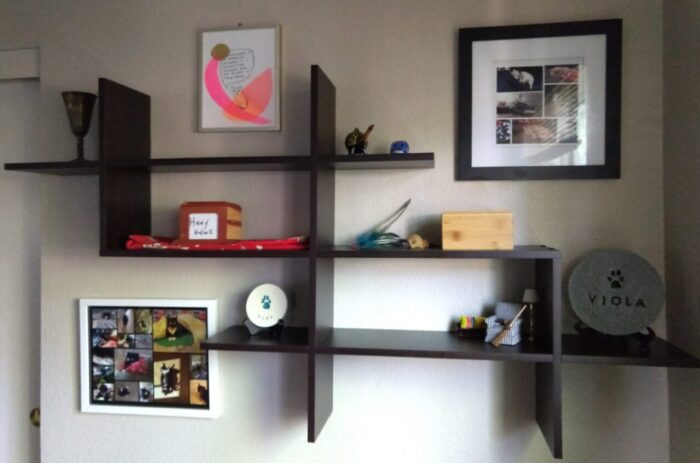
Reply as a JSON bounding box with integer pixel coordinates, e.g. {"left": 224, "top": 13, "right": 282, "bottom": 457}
{"left": 457, "top": 19, "right": 622, "bottom": 180}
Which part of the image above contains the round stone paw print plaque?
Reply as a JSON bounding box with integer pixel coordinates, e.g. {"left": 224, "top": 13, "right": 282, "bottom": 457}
{"left": 568, "top": 249, "right": 664, "bottom": 335}
{"left": 246, "top": 283, "right": 288, "bottom": 328}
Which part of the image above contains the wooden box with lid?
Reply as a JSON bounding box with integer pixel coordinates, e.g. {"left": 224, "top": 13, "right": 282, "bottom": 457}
{"left": 442, "top": 211, "right": 513, "bottom": 250}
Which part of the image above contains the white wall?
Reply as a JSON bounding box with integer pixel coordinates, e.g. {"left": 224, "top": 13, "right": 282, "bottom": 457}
{"left": 0, "top": 1, "right": 677, "bottom": 462}
{"left": 663, "top": 1, "right": 700, "bottom": 462}
{"left": 0, "top": 77, "right": 41, "bottom": 461}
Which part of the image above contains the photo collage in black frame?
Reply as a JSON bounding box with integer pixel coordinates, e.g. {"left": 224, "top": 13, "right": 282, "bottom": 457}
{"left": 90, "top": 306, "right": 210, "bottom": 409}
{"left": 495, "top": 63, "right": 581, "bottom": 145}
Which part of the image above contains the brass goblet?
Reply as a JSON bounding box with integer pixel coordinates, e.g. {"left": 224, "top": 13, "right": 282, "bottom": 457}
{"left": 62, "top": 91, "right": 97, "bottom": 161}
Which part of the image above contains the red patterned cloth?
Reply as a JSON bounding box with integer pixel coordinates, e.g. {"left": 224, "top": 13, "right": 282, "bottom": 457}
{"left": 126, "top": 235, "right": 308, "bottom": 251}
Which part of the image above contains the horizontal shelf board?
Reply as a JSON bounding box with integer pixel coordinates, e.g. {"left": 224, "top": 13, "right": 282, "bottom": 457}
{"left": 4, "top": 160, "right": 99, "bottom": 175}
{"left": 101, "top": 248, "right": 310, "bottom": 258}
{"left": 202, "top": 325, "right": 309, "bottom": 353}
{"left": 107, "top": 155, "right": 311, "bottom": 172}
{"left": 317, "top": 328, "right": 552, "bottom": 362}
{"left": 562, "top": 334, "right": 700, "bottom": 368}
{"left": 317, "top": 245, "right": 560, "bottom": 259}
{"left": 322, "top": 153, "right": 434, "bottom": 169}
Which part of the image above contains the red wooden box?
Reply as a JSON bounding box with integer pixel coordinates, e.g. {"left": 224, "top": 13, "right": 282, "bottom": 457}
{"left": 177, "top": 201, "right": 242, "bottom": 243}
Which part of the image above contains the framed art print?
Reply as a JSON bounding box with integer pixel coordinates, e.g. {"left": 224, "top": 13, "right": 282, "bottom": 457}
{"left": 457, "top": 19, "right": 622, "bottom": 180}
{"left": 80, "top": 298, "right": 219, "bottom": 418}
{"left": 199, "top": 25, "right": 280, "bottom": 132}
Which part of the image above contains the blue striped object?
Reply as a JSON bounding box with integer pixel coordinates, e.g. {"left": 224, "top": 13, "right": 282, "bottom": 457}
{"left": 483, "top": 302, "right": 525, "bottom": 345}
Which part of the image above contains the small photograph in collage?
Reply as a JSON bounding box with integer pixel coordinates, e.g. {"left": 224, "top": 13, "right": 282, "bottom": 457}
{"left": 190, "top": 354, "right": 208, "bottom": 380}
{"left": 545, "top": 64, "right": 579, "bottom": 84}
{"left": 92, "top": 348, "right": 114, "bottom": 384}
{"left": 92, "top": 309, "right": 117, "bottom": 329}
{"left": 154, "top": 355, "right": 185, "bottom": 402}
{"left": 93, "top": 383, "right": 114, "bottom": 402}
{"left": 496, "top": 92, "right": 542, "bottom": 118}
{"left": 139, "top": 382, "right": 154, "bottom": 403}
{"left": 92, "top": 329, "right": 117, "bottom": 348}
{"left": 134, "top": 334, "right": 152, "bottom": 349}
{"left": 190, "top": 380, "right": 209, "bottom": 406}
{"left": 118, "top": 334, "right": 135, "bottom": 348}
{"left": 153, "top": 310, "right": 206, "bottom": 354}
{"left": 497, "top": 66, "right": 543, "bottom": 92}
{"left": 134, "top": 309, "right": 153, "bottom": 335}
{"left": 496, "top": 120, "right": 512, "bottom": 144}
{"left": 512, "top": 119, "right": 558, "bottom": 144}
{"left": 545, "top": 84, "right": 578, "bottom": 117}
{"left": 115, "top": 381, "right": 140, "bottom": 403}
{"left": 119, "top": 334, "right": 152, "bottom": 349}
{"left": 115, "top": 349, "right": 153, "bottom": 382}
{"left": 117, "top": 309, "right": 134, "bottom": 333}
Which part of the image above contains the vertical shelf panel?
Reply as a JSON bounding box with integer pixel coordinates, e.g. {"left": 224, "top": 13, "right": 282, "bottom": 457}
{"left": 536, "top": 363, "right": 562, "bottom": 458}
{"left": 534, "top": 258, "right": 563, "bottom": 458}
{"left": 308, "top": 65, "right": 336, "bottom": 442}
{"left": 99, "top": 78, "right": 151, "bottom": 252}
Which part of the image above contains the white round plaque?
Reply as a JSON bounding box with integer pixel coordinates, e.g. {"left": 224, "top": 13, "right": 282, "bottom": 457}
{"left": 246, "top": 284, "right": 288, "bottom": 328}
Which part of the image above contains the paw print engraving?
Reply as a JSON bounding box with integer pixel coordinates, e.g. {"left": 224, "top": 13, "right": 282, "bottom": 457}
{"left": 608, "top": 270, "right": 624, "bottom": 289}
{"left": 261, "top": 295, "right": 271, "bottom": 310}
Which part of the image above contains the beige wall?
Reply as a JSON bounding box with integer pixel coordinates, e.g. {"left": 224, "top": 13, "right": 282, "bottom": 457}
{"left": 664, "top": 1, "right": 700, "bottom": 462}
{"left": 0, "top": 1, "right": 679, "bottom": 462}
{"left": 0, "top": 77, "right": 41, "bottom": 463}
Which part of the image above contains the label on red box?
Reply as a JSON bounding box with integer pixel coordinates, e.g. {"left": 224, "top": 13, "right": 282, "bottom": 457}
{"left": 188, "top": 213, "right": 218, "bottom": 240}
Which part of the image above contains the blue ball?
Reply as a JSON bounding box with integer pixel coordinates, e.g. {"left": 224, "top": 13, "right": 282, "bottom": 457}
{"left": 390, "top": 140, "right": 410, "bottom": 154}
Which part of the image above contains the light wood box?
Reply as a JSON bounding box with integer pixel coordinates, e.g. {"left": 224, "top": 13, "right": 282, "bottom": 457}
{"left": 442, "top": 212, "right": 513, "bottom": 250}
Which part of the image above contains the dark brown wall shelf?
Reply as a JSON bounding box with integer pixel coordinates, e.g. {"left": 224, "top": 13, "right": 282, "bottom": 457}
{"left": 202, "top": 326, "right": 308, "bottom": 353}
{"left": 106, "top": 155, "right": 312, "bottom": 173}
{"left": 324, "top": 153, "right": 434, "bottom": 169}
{"left": 101, "top": 249, "right": 310, "bottom": 258}
{"left": 562, "top": 334, "right": 700, "bottom": 368}
{"left": 317, "top": 328, "right": 553, "bottom": 362}
{"left": 9, "top": 67, "right": 699, "bottom": 460}
{"left": 4, "top": 160, "right": 99, "bottom": 175}
{"left": 318, "top": 245, "right": 560, "bottom": 259}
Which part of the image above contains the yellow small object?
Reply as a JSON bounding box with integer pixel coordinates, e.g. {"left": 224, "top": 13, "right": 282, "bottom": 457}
{"left": 408, "top": 234, "right": 429, "bottom": 249}
{"left": 459, "top": 316, "right": 487, "bottom": 330}
{"left": 460, "top": 316, "right": 469, "bottom": 329}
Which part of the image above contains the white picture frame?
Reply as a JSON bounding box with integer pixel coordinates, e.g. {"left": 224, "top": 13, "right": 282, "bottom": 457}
{"left": 79, "top": 298, "right": 219, "bottom": 418}
{"left": 199, "top": 25, "right": 280, "bottom": 132}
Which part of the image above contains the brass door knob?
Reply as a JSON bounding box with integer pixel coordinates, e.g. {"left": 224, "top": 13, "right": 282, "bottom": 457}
{"left": 29, "top": 408, "right": 40, "bottom": 427}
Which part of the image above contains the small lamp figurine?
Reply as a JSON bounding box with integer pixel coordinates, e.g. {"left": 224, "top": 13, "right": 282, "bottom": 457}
{"left": 522, "top": 288, "right": 539, "bottom": 342}
{"left": 62, "top": 91, "right": 97, "bottom": 162}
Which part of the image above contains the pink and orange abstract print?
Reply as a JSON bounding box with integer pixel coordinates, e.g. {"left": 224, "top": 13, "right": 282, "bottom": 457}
{"left": 204, "top": 44, "right": 272, "bottom": 125}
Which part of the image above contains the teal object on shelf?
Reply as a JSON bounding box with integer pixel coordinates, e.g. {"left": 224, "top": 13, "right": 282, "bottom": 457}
{"left": 355, "top": 199, "right": 411, "bottom": 249}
